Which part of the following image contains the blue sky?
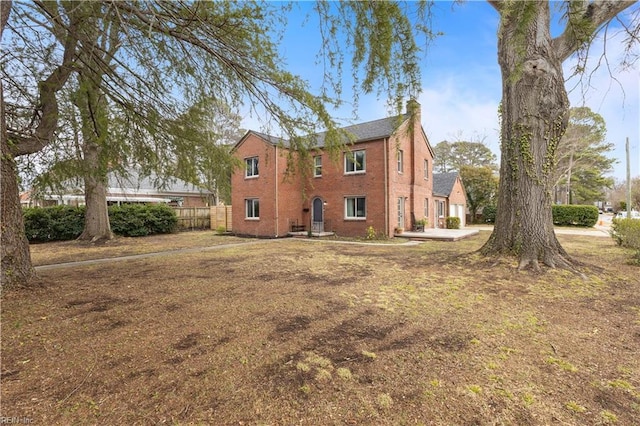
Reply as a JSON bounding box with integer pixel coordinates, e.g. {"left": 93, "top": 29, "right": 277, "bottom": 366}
{"left": 241, "top": 1, "right": 639, "bottom": 181}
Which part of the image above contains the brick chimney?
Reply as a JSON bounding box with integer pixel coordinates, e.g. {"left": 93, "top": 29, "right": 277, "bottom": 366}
{"left": 406, "top": 98, "right": 421, "bottom": 121}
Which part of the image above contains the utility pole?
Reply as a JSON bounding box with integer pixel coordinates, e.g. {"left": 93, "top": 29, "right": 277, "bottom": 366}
{"left": 627, "top": 136, "right": 631, "bottom": 217}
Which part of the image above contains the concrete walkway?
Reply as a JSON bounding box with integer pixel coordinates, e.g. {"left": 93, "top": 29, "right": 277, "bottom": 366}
{"left": 398, "top": 222, "right": 612, "bottom": 241}
{"left": 34, "top": 239, "right": 272, "bottom": 272}
{"left": 397, "top": 228, "right": 479, "bottom": 241}
{"left": 468, "top": 224, "right": 612, "bottom": 237}
{"left": 35, "top": 223, "right": 612, "bottom": 271}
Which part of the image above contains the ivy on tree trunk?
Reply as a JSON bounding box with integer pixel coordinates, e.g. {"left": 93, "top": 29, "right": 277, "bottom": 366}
{"left": 482, "top": 0, "right": 636, "bottom": 270}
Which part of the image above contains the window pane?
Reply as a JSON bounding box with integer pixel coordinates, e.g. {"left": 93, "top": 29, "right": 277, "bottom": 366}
{"left": 345, "top": 155, "right": 353, "bottom": 173}
{"left": 346, "top": 150, "right": 365, "bottom": 173}
{"left": 355, "top": 151, "right": 365, "bottom": 171}
{"left": 246, "top": 199, "right": 259, "bottom": 218}
{"left": 357, "top": 198, "right": 365, "bottom": 217}
{"left": 246, "top": 157, "right": 258, "bottom": 177}
{"left": 347, "top": 198, "right": 355, "bottom": 217}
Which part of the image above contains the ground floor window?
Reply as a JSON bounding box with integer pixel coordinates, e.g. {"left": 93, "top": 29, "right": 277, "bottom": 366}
{"left": 424, "top": 198, "right": 429, "bottom": 218}
{"left": 245, "top": 198, "right": 259, "bottom": 219}
{"left": 345, "top": 196, "right": 366, "bottom": 219}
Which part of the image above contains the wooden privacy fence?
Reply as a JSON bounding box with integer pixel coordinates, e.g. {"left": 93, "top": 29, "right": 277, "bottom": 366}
{"left": 172, "top": 207, "right": 211, "bottom": 230}
{"left": 210, "top": 206, "right": 232, "bottom": 232}
{"left": 171, "top": 206, "right": 232, "bottom": 231}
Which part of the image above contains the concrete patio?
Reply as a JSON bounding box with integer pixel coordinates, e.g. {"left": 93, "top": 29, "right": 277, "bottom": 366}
{"left": 396, "top": 228, "right": 480, "bottom": 241}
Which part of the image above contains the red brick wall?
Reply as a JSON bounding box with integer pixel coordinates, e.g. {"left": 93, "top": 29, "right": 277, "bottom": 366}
{"left": 309, "top": 140, "right": 387, "bottom": 238}
{"left": 231, "top": 134, "right": 278, "bottom": 237}
{"left": 231, "top": 109, "right": 437, "bottom": 238}
{"left": 448, "top": 177, "right": 467, "bottom": 206}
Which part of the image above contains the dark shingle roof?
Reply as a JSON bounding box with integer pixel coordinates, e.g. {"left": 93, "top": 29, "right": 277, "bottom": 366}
{"left": 433, "top": 172, "right": 459, "bottom": 197}
{"left": 246, "top": 114, "right": 410, "bottom": 149}
{"left": 251, "top": 131, "right": 288, "bottom": 146}
{"left": 314, "top": 114, "right": 409, "bottom": 147}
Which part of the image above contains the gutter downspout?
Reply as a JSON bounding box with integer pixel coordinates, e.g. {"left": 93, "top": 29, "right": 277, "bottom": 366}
{"left": 383, "top": 137, "right": 389, "bottom": 236}
{"left": 275, "top": 145, "right": 279, "bottom": 237}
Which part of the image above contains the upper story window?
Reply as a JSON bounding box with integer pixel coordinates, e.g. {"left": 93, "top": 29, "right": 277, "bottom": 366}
{"left": 245, "top": 156, "right": 259, "bottom": 178}
{"left": 397, "top": 150, "right": 404, "bottom": 173}
{"left": 314, "top": 155, "right": 322, "bottom": 177}
{"left": 423, "top": 159, "right": 429, "bottom": 180}
{"left": 345, "top": 150, "right": 365, "bottom": 174}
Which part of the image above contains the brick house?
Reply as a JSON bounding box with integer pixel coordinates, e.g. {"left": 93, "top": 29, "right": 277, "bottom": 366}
{"left": 21, "top": 170, "right": 213, "bottom": 208}
{"left": 231, "top": 101, "right": 467, "bottom": 238}
{"left": 433, "top": 172, "right": 467, "bottom": 228}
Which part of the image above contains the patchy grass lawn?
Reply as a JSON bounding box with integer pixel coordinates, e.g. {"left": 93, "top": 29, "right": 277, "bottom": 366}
{"left": 2, "top": 232, "right": 640, "bottom": 425}
{"left": 28, "top": 231, "right": 245, "bottom": 266}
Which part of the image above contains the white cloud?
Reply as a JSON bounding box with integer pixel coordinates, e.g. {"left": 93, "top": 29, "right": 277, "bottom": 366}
{"left": 419, "top": 72, "right": 501, "bottom": 153}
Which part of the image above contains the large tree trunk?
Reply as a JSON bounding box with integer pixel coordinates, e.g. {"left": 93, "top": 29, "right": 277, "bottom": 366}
{"left": 78, "top": 142, "right": 113, "bottom": 242}
{"left": 1, "top": 74, "right": 36, "bottom": 289}
{"left": 0, "top": 0, "right": 35, "bottom": 290}
{"left": 481, "top": 2, "right": 571, "bottom": 270}
{"left": 75, "top": 73, "right": 114, "bottom": 243}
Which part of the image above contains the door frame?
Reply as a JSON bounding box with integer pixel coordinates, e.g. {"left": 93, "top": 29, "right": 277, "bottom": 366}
{"left": 312, "top": 197, "right": 324, "bottom": 232}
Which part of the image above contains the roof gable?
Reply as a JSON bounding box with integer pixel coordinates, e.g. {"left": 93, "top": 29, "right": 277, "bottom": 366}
{"left": 232, "top": 130, "right": 289, "bottom": 152}
{"left": 433, "top": 172, "right": 459, "bottom": 197}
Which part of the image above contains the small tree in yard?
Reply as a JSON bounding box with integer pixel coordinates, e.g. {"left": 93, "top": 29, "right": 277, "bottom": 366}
{"left": 460, "top": 165, "right": 498, "bottom": 224}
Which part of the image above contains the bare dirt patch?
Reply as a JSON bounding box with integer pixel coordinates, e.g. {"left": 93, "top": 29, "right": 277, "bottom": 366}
{"left": 2, "top": 232, "right": 640, "bottom": 425}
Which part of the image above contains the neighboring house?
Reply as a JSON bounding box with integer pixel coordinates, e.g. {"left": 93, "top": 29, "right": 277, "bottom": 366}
{"left": 21, "top": 170, "right": 213, "bottom": 208}
{"left": 433, "top": 172, "right": 467, "bottom": 228}
{"left": 230, "top": 101, "right": 467, "bottom": 238}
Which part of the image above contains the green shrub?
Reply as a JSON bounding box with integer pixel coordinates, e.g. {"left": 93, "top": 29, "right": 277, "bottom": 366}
{"left": 109, "top": 204, "right": 149, "bottom": 237}
{"left": 108, "top": 204, "right": 177, "bottom": 237}
{"left": 23, "top": 203, "right": 177, "bottom": 242}
{"left": 145, "top": 204, "right": 179, "bottom": 234}
{"left": 610, "top": 218, "right": 640, "bottom": 248}
{"left": 552, "top": 205, "right": 599, "bottom": 227}
{"left": 23, "top": 205, "right": 85, "bottom": 242}
{"left": 446, "top": 217, "right": 461, "bottom": 229}
{"left": 483, "top": 205, "right": 497, "bottom": 223}
{"left": 365, "top": 226, "right": 377, "bottom": 240}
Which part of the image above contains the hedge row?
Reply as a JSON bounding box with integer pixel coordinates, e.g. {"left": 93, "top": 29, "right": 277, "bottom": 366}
{"left": 483, "top": 204, "right": 598, "bottom": 227}
{"left": 551, "top": 205, "right": 599, "bottom": 227}
{"left": 24, "top": 204, "right": 178, "bottom": 242}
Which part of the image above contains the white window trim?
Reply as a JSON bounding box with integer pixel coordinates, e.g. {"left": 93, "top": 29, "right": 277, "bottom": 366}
{"left": 314, "top": 155, "right": 322, "bottom": 177}
{"left": 423, "top": 159, "right": 429, "bottom": 180}
{"left": 344, "top": 150, "right": 366, "bottom": 174}
{"left": 245, "top": 198, "right": 259, "bottom": 219}
{"left": 397, "top": 150, "right": 404, "bottom": 174}
{"left": 344, "top": 196, "right": 366, "bottom": 220}
{"left": 245, "top": 156, "right": 259, "bottom": 179}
